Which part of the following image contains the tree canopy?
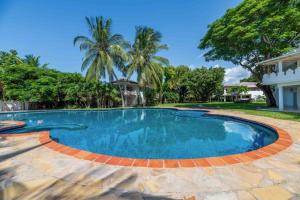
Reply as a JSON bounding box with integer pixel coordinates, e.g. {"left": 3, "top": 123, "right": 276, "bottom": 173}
{"left": 127, "top": 26, "right": 169, "bottom": 88}
{"left": 199, "top": 0, "right": 300, "bottom": 106}
{"left": 163, "top": 66, "right": 225, "bottom": 103}
{"left": 0, "top": 50, "right": 120, "bottom": 108}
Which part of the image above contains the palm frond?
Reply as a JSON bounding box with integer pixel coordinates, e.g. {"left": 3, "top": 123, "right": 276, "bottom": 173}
{"left": 153, "top": 56, "right": 169, "bottom": 65}
{"left": 81, "top": 54, "right": 97, "bottom": 72}
{"left": 128, "top": 26, "right": 169, "bottom": 87}
{"left": 74, "top": 16, "right": 128, "bottom": 82}
{"left": 85, "top": 17, "right": 96, "bottom": 35}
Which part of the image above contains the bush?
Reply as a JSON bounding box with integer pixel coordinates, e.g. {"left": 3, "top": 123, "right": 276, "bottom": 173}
{"left": 163, "top": 91, "right": 179, "bottom": 103}
{"left": 144, "top": 88, "right": 160, "bottom": 106}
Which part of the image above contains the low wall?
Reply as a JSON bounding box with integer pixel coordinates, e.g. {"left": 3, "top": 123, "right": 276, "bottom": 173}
{"left": 0, "top": 101, "right": 29, "bottom": 112}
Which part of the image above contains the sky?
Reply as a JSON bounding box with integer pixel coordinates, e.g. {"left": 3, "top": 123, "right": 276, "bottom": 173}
{"left": 0, "top": 0, "right": 250, "bottom": 83}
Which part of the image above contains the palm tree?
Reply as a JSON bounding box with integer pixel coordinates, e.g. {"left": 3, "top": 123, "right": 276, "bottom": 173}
{"left": 74, "top": 16, "right": 129, "bottom": 106}
{"left": 74, "top": 16, "right": 129, "bottom": 81}
{"left": 23, "top": 55, "right": 48, "bottom": 67}
{"left": 127, "top": 26, "right": 169, "bottom": 88}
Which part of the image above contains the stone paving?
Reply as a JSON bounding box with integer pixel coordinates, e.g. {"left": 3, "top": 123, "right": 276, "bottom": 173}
{"left": 0, "top": 121, "right": 25, "bottom": 132}
{"left": 0, "top": 109, "right": 300, "bottom": 199}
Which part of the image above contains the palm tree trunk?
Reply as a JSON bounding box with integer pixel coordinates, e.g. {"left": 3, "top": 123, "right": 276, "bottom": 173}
{"left": 112, "top": 73, "right": 125, "bottom": 107}
{"left": 118, "top": 84, "right": 125, "bottom": 107}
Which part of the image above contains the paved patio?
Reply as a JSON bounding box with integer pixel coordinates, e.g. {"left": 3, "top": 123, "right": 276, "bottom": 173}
{"left": 0, "top": 109, "right": 300, "bottom": 199}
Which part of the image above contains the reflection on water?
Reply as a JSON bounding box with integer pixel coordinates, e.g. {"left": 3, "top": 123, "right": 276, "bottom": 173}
{"left": 0, "top": 109, "right": 277, "bottom": 159}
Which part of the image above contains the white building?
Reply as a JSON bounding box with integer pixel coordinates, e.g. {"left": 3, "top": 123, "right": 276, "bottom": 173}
{"left": 257, "top": 48, "right": 300, "bottom": 111}
{"left": 223, "top": 82, "right": 264, "bottom": 102}
{"left": 111, "top": 79, "right": 145, "bottom": 107}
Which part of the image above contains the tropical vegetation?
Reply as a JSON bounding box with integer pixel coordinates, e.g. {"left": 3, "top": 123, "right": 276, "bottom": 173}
{"left": 162, "top": 66, "right": 224, "bottom": 103}
{"left": 72, "top": 17, "right": 224, "bottom": 106}
{"left": 0, "top": 48, "right": 225, "bottom": 108}
{"left": 0, "top": 50, "right": 120, "bottom": 109}
{"left": 5, "top": 0, "right": 300, "bottom": 110}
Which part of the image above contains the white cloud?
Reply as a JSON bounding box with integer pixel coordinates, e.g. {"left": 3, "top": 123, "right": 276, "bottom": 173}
{"left": 224, "top": 66, "right": 250, "bottom": 84}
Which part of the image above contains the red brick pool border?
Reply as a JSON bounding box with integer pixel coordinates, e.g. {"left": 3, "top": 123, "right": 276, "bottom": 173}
{"left": 0, "top": 114, "right": 293, "bottom": 168}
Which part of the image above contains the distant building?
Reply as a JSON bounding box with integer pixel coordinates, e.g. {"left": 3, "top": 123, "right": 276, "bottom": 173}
{"left": 223, "top": 82, "right": 264, "bottom": 102}
{"left": 111, "top": 79, "right": 145, "bottom": 107}
{"left": 257, "top": 48, "right": 300, "bottom": 111}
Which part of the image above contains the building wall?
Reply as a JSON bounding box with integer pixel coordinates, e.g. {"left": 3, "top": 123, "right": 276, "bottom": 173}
{"left": 272, "top": 85, "right": 300, "bottom": 110}
{"left": 248, "top": 90, "right": 264, "bottom": 99}
{"left": 223, "top": 85, "right": 265, "bottom": 100}
{"left": 274, "top": 87, "right": 279, "bottom": 106}
{"left": 283, "top": 87, "right": 295, "bottom": 107}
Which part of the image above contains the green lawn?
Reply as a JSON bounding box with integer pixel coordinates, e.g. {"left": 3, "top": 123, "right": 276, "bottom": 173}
{"left": 156, "top": 102, "right": 300, "bottom": 122}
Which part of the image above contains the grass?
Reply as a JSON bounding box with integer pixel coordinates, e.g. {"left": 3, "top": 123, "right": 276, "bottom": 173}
{"left": 156, "top": 102, "right": 300, "bottom": 122}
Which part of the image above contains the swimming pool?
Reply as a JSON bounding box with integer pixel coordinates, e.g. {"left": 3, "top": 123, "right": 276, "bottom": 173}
{"left": 0, "top": 109, "right": 278, "bottom": 159}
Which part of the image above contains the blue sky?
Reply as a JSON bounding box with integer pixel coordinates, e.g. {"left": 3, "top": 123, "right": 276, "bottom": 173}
{"left": 0, "top": 0, "right": 249, "bottom": 83}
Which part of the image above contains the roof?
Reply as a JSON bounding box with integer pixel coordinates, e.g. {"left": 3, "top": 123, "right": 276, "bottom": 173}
{"left": 257, "top": 47, "right": 300, "bottom": 65}
{"left": 111, "top": 79, "right": 139, "bottom": 86}
{"left": 224, "top": 82, "right": 258, "bottom": 88}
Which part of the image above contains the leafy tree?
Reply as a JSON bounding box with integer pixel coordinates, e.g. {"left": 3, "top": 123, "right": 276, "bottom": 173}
{"left": 199, "top": 0, "right": 300, "bottom": 106}
{"left": 227, "top": 85, "right": 249, "bottom": 100}
{"left": 163, "top": 65, "right": 190, "bottom": 103}
{"left": 174, "top": 65, "right": 190, "bottom": 102}
{"left": 74, "top": 16, "right": 129, "bottom": 106}
{"left": 0, "top": 50, "right": 120, "bottom": 108}
{"left": 187, "top": 67, "right": 225, "bottom": 102}
{"left": 127, "top": 26, "right": 169, "bottom": 89}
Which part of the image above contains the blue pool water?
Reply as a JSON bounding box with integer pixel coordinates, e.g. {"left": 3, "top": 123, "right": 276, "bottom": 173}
{"left": 0, "top": 109, "right": 278, "bottom": 159}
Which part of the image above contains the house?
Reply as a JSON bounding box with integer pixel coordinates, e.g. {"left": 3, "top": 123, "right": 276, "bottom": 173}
{"left": 257, "top": 48, "right": 300, "bottom": 111}
{"left": 111, "top": 79, "right": 145, "bottom": 107}
{"left": 223, "top": 82, "right": 264, "bottom": 102}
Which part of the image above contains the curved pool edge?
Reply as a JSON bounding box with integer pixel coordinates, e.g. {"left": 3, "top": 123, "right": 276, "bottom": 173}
{"left": 0, "top": 108, "right": 293, "bottom": 168}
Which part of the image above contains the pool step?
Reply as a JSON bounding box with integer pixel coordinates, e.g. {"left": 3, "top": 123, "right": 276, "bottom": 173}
{"left": 1, "top": 123, "right": 87, "bottom": 134}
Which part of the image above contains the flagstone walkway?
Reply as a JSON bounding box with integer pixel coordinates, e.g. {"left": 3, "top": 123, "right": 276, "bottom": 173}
{"left": 0, "top": 109, "right": 299, "bottom": 200}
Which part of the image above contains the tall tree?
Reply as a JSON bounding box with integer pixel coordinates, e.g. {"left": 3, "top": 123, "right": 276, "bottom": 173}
{"left": 199, "top": 0, "right": 300, "bottom": 106}
{"left": 187, "top": 67, "right": 225, "bottom": 102}
{"left": 74, "top": 16, "right": 129, "bottom": 106}
{"left": 127, "top": 26, "right": 169, "bottom": 89}
{"left": 163, "top": 65, "right": 190, "bottom": 103}
{"left": 74, "top": 16, "right": 129, "bottom": 81}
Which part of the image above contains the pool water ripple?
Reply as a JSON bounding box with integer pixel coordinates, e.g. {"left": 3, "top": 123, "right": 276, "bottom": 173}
{"left": 0, "top": 109, "right": 278, "bottom": 159}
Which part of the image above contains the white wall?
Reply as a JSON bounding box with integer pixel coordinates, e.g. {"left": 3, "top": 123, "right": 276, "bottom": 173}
{"left": 248, "top": 90, "right": 264, "bottom": 99}
{"left": 283, "top": 88, "right": 294, "bottom": 107}
{"left": 263, "top": 64, "right": 300, "bottom": 85}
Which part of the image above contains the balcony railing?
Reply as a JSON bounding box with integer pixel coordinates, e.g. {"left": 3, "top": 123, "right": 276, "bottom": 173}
{"left": 263, "top": 68, "right": 300, "bottom": 85}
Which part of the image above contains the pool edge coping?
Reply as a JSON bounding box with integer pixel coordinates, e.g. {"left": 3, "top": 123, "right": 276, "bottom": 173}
{"left": 0, "top": 109, "right": 293, "bottom": 168}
